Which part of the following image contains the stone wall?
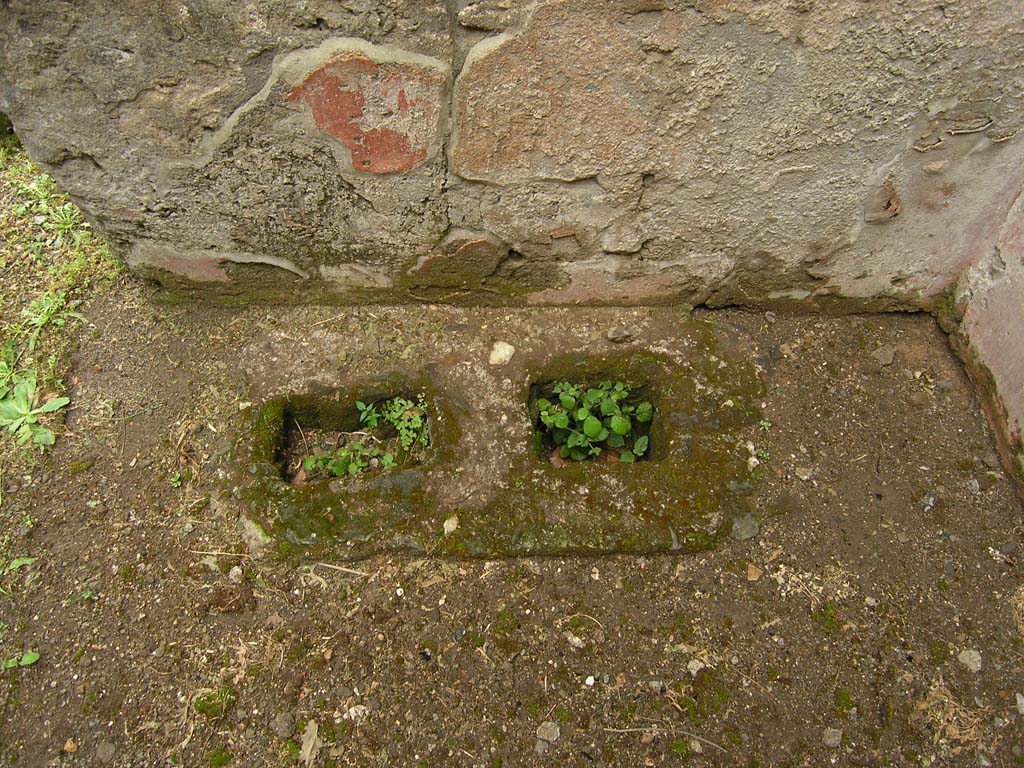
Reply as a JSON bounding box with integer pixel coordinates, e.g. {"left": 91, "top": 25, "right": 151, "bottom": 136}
{"left": 949, "top": 189, "right": 1024, "bottom": 480}
{"left": 1, "top": 0, "right": 1023, "bottom": 475}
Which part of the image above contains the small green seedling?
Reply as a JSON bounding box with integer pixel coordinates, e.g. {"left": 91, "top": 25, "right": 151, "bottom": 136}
{"left": 0, "top": 555, "right": 36, "bottom": 597}
{"left": 355, "top": 400, "right": 380, "bottom": 428}
{"left": 302, "top": 395, "right": 429, "bottom": 481}
{"left": 0, "top": 380, "right": 69, "bottom": 448}
{"left": 302, "top": 442, "right": 396, "bottom": 478}
{"left": 42, "top": 203, "right": 83, "bottom": 247}
{"left": 380, "top": 395, "right": 429, "bottom": 451}
{"left": 0, "top": 339, "right": 18, "bottom": 393}
{"left": 534, "top": 380, "right": 653, "bottom": 462}
{"left": 2, "top": 556, "right": 36, "bottom": 577}
{"left": 22, "top": 290, "right": 83, "bottom": 353}
{"left": 1, "top": 650, "right": 40, "bottom": 670}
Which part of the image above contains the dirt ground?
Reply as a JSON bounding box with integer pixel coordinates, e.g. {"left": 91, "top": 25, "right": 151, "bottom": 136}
{"left": 0, "top": 265, "right": 1022, "bottom": 768}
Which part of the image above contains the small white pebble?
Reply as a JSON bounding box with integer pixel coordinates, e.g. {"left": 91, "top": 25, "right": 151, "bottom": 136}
{"left": 344, "top": 704, "right": 369, "bottom": 722}
{"left": 488, "top": 341, "right": 515, "bottom": 366}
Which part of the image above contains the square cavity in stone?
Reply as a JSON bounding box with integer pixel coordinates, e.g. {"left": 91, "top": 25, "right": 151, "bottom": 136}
{"left": 528, "top": 378, "right": 656, "bottom": 465}
{"left": 262, "top": 390, "right": 434, "bottom": 484}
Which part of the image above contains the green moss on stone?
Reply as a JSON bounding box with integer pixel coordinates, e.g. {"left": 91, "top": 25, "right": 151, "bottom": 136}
{"left": 230, "top": 320, "right": 766, "bottom": 558}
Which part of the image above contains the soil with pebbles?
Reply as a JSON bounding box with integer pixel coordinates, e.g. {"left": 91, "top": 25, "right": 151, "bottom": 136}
{"left": 1, "top": 279, "right": 1023, "bottom": 767}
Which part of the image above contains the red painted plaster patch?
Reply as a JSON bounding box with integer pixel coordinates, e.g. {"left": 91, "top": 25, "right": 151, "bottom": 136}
{"left": 144, "top": 253, "right": 229, "bottom": 283}
{"left": 288, "top": 52, "right": 442, "bottom": 174}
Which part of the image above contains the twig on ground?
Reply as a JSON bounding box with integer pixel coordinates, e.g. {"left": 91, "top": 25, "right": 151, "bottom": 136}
{"left": 556, "top": 613, "right": 604, "bottom": 630}
{"left": 313, "top": 562, "right": 372, "bottom": 577}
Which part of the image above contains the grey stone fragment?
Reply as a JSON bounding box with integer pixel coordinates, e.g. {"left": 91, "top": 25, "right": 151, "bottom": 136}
{"left": 239, "top": 517, "right": 271, "bottom": 557}
{"left": 958, "top": 649, "right": 982, "bottom": 672}
{"left": 271, "top": 712, "right": 295, "bottom": 740}
{"left": 822, "top": 728, "right": 843, "bottom": 748}
{"left": 606, "top": 326, "right": 635, "bottom": 343}
{"left": 871, "top": 345, "right": 896, "bottom": 366}
{"left": 730, "top": 513, "right": 760, "bottom": 542}
{"left": 96, "top": 742, "right": 116, "bottom": 764}
{"left": 536, "top": 721, "right": 560, "bottom": 743}
{"left": 489, "top": 341, "right": 515, "bottom": 365}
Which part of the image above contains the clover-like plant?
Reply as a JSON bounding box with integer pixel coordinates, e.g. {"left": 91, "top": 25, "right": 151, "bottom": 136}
{"left": 301, "top": 394, "right": 430, "bottom": 481}
{"left": 381, "top": 394, "right": 429, "bottom": 451}
{"left": 534, "top": 380, "right": 652, "bottom": 463}
{"left": 303, "top": 441, "right": 397, "bottom": 479}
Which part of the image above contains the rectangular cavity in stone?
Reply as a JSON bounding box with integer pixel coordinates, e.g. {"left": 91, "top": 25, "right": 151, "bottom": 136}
{"left": 528, "top": 378, "right": 655, "bottom": 465}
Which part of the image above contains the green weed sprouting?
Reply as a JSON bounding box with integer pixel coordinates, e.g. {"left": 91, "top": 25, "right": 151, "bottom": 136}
{"left": 301, "top": 394, "right": 430, "bottom": 480}
{"left": 0, "top": 379, "right": 69, "bottom": 449}
{"left": 0, "top": 134, "right": 119, "bottom": 456}
{"left": 534, "top": 380, "right": 653, "bottom": 463}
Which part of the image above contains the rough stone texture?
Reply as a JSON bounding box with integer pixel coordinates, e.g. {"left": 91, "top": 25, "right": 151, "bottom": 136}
{"left": 408, "top": 229, "right": 508, "bottom": 289}
{"left": 953, "top": 190, "right": 1024, "bottom": 480}
{"left": 0, "top": 1, "right": 453, "bottom": 298}
{"left": 1, "top": 0, "right": 1023, "bottom": 472}
{"left": 2, "top": 0, "right": 1022, "bottom": 307}
{"left": 449, "top": 1, "right": 1024, "bottom": 308}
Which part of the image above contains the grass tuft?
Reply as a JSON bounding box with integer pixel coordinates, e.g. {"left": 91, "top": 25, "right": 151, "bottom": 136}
{"left": 0, "top": 134, "right": 120, "bottom": 460}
